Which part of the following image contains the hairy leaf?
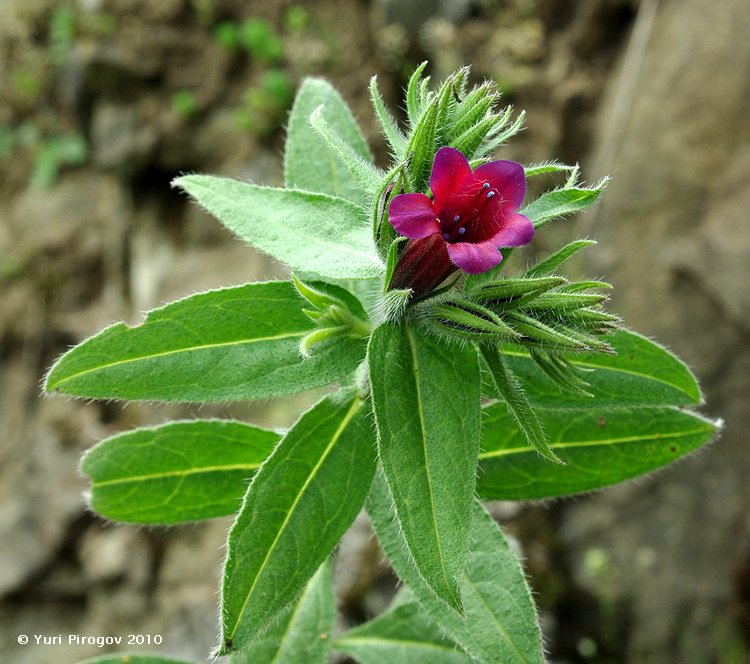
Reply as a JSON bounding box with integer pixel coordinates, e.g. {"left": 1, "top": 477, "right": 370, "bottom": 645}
{"left": 369, "top": 324, "right": 481, "bottom": 611}
{"left": 333, "top": 596, "right": 472, "bottom": 664}
{"left": 231, "top": 559, "right": 334, "bottom": 664}
{"left": 78, "top": 656, "right": 195, "bottom": 664}
{"left": 368, "top": 474, "right": 543, "bottom": 664}
{"left": 489, "top": 329, "right": 702, "bottom": 408}
{"left": 478, "top": 405, "right": 718, "bottom": 500}
{"left": 285, "top": 77, "right": 372, "bottom": 205}
{"left": 81, "top": 420, "right": 279, "bottom": 524}
{"left": 521, "top": 179, "right": 608, "bottom": 229}
{"left": 46, "top": 282, "right": 365, "bottom": 402}
{"left": 480, "top": 346, "right": 559, "bottom": 463}
{"left": 173, "top": 176, "right": 383, "bottom": 279}
{"left": 220, "top": 391, "right": 375, "bottom": 654}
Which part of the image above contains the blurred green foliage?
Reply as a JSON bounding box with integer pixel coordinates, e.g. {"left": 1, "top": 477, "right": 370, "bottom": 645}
{"left": 234, "top": 69, "right": 294, "bottom": 135}
{"left": 171, "top": 90, "right": 199, "bottom": 119}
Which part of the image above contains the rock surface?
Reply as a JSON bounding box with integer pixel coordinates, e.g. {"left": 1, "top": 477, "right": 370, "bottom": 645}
{"left": 563, "top": 0, "right": 750, "bottom": 661}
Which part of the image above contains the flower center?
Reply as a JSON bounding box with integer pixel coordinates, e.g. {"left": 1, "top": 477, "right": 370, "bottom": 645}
{"left": 437, "top": 181, "right": 500, "bottom": 243}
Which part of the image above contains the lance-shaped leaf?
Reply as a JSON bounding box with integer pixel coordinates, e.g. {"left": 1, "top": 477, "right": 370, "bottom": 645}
{"left": 369, "top": 75, "right": 407, "bottom": 157}
{"left": 285, "top": 77, "right": 373, "bottom": 205}
{"left": 368, "top": 324, "right": 481, "bottom": 611}
{"left": 333, "top": 594, "right": 472, "bottom": 664}
{"left": 81, "top": 420, "right": 279, "bottom": 525}
{"left": 78, "top": 656, "right": 196, "bottom": 664}
{"left": 368, "top": 474, "right": 543, "bottom": 664}
{"left": 220, "top": 391, "right": 375, "bottom": 655}
{"left": 488, "top": 329, "right": 702, "bottom": 409}
{"left": 173, "top": 176, "right": 383, "bottom": 280}
{"left": 520, "top": 179, "right": 609, "bottom": 229}
{"left": 478, "top": 405, "right": 719, "bottom": 500}
{"left": 46, "top": 282, "right": 366, "bottom": 402}
{"left": 231, "top": 559, "right": 335, "bottom": 664}
{"left": 309, "top": 107, "right": 384, "bottom": 201}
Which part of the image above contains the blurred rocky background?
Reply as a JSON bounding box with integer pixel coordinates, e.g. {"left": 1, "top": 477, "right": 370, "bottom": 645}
{"left": 1, "top": 0, "right": 748, "bottom": 662}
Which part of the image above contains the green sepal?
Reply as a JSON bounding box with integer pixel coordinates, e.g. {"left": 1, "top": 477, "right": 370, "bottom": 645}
{"left": 309, "top": 106, "right": 384, "bottom": 202}
{"left": 428, "top": 300, "right": 521, "bottom": 341}
{"left": 406, "top": 99, "right": 438, "bottom": 192}
{"left": 504, "top": 311, "right": 594, "bottom": 352}
{"left": 292, "top": 274, "right": 368, "bottom": 320}
{"left": 525, "top": 239, "right": 597, "bottom": 277}
{"left": 469, "top": 276, "right": 567, "bottom": 302}
{"left": 406, "top": 61, "right": 429, "bottom": 127}
{"left": 524, "top": 161, "right": 580, "bottom": 181}
{"left": 521, "top": 178, "right": 609, "bottom": 229}
{"left": 519, "top": 291, "right": 608, "bottom": 312}
{"left": 479, "top": 344, "right": 561, "bottom": 463}
{"left": 451, "top": 82, "right": 496, "bottom": 140}
{"left": 383, "top": 236, "right": 410, "bottom": 291}
{"left": 370, "top": 75, "right": 407, "bottom": 157}
{"left": 474, "top": 109, "right": 525, "bottom": 157}
{"left": 529, "top": 349, "right": 594, "bottom": 398}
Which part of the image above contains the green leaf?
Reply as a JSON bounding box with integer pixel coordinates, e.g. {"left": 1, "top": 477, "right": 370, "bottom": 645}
{"left": 406, "top": 61, "right": 429, "bottom": 127}
{"left": 231, "top": 559, "right": 335, "bottom": 664}
{"left": 478, "top": 405, "right": 718, "bottom": 500}
{"left": 480, "top": 346, "right": 560, "bottom": 463}
{"left": 406, "top": 99, "right": 438, "bottom": 192}
{"left": 78, "top": 656, "right": 196, "bottom": 664}
{"left": 284, "top": 77, "right": 373, "bottom": 205}
{"left": 173, "top": 176, "right": 383, "bottom": 280}
{"left": 370, "top": 75, "right": 407, "bottom": 157}
{"left": 46, "top": 281, "right": 366, "bottom": 402}
{"left": 525, "top": 239, "right": 597, "bottom": 277}
{"left": 368, "top": 324, "right": 481, "bottom": 611}
{"left": 368, "top": 474, "right": 543, "bottom": 664}
{"left": 520, "top": 179, "right": 609, "bottom": 229}
{"left": 333, "top": 596, "right": 472, "bottom": 664}
{"left": 491, "top": 329, "right": 703, "bottom": 408}
{"left": 220, "top": 390, "right": 376, "bottom": 655}
{"left": 81, "top": 420, "right": 279, "bottom": 525}
{"left": 309, "top": 107, "right": 384, "bottom": 201}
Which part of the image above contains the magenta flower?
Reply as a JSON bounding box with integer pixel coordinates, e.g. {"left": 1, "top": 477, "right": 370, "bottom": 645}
{"left": 388, "top": 147, "right": 534, "bottom": 296}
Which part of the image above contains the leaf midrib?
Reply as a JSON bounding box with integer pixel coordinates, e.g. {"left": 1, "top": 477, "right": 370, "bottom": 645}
{"left": 91, "top": 462, "right": 263, "bottom": 487}
{"left": 479, "top": 426, "right": 708, "bottom": 460}
{"left": 184, "top": 179, "right": 383, "bottom": 268}
{"left": 499, "top": 348, "right": 697, "bottom": 401}
{"left": 333, "top": 635, "right": 462, "bottom": 654}
{"left": 404, "top": 327, "right": 459, "bottom": 607}
{"left": 225, "top": 397, "right": 362, "bottom": 641}
{"left": 463, "top": 577, "right": 528, "bottom": 663}
{"left": 48, "top": 330, "right": 307, "bottom": 388}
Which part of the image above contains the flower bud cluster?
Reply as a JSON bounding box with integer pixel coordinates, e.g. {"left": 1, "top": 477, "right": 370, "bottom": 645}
{"left": 292, "top": 276, "right": 370, "bottom": 356}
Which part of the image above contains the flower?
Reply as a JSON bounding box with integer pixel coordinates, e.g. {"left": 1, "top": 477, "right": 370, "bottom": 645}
{"left": 388, "top": 147, "right": 534, "bottom": 297}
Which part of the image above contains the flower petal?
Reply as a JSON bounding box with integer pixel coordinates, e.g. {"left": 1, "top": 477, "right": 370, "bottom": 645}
{"left": 472, "top": 159, "right": 526, "bottom": 210}
{"left": 388, "top": 193, "right": 439, "bottom": 239}
{"left": 430, "top": 147, "right": 472, "bottom": 212}
{"left": 447, "top": 240, "right": 503, "bottom": 274}
{"left": 487, "top": 213, "right": 535, "bottom": 248}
